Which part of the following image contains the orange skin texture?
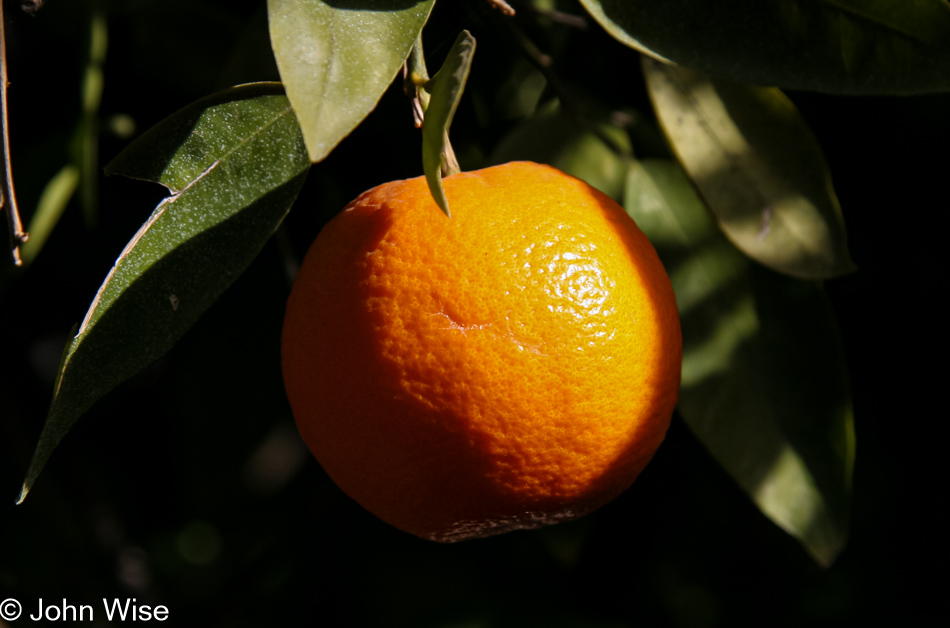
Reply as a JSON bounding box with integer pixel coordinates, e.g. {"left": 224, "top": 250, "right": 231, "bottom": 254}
{"left": 281, "top": 162, "right": 682, "bottom": 541}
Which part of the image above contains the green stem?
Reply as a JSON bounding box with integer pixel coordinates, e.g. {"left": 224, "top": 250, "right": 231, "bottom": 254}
{"left": 404, "top": 36, "right": 430, "bottom": 128}
{"left": 406, "top": 36, "right": 460, "bottom": 178}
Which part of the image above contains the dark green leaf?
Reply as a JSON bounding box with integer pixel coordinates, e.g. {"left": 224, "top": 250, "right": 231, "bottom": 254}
{"left": 579, "top": 0, "right": 950, "bottom": 94}
{"left": 625, "top": 158, "right": 854, "bottom": 566}
{"left": 421, "top": 30, "right": 476, "bottom": 218}
{"left": 267, "top": 0, "right": 435, "bottom": 162}
{"left": 17, "top": 84, "right": 310, "bottom": 503}
{"left": 643, "top": 59, "right": 855, "bottom": 280}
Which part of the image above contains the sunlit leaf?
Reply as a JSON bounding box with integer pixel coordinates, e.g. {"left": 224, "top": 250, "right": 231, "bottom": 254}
{"left": 643, "top": 59, "right": 855, "bottom": 280}
{"left": 267, "top": 0, "right": 435, "bottom": 162}
{"left": 578, "top": 0, "right": 950, "bottom": 94}
{"left": 489, "top": 102, "right": 631, "bottom": 200}
{"left": 17, "top": 83, "right": 310, "bottom": 503}
{"left": 625, "top": 158, "right": 854, "bottom": 566}
{"left": 421, "top": 30, "right": 476, "bottom": 218}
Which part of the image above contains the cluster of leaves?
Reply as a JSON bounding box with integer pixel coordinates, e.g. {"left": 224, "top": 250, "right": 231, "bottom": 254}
{"left": 10, "top": 0, "right": 950, "bottom": 568}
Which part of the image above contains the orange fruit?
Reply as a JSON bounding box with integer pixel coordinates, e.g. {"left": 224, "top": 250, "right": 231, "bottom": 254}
{"left": 281, "top": 161, "right": 681, "bottom": 542}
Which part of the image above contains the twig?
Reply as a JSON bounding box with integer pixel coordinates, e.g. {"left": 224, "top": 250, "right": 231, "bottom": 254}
{"left": 1, "top": 0, "right": 28, "bottom": 266}
{"left": 402, "top": 36, "right": 430, "bottom": 129}
{"left": 531, "top": 7, "right": 587, "bottom": 30}
{"left": 487, "top": 0, "right": 515, "bottom": 16}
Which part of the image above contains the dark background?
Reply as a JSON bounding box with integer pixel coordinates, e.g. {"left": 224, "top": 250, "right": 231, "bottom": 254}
{"left": 1, "top": 1, "right": 945, "bottom": 626}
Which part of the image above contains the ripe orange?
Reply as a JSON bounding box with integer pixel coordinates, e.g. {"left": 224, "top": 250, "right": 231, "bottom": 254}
{"left": 281, "top": 161, "right": 681, "bottom": 542}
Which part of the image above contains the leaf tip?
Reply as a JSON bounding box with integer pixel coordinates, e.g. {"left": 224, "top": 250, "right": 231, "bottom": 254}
{"left": 15, "top": 483, "right": 31, "bottom": 505}
{"left": 423, "top": 166, "right": 452, "bottom": 219}
{"left": 806, "top": 538, "right": 845, "bottom": 569}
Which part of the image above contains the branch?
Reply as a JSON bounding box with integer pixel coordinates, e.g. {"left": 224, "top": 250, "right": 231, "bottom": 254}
{"left": 1, "top": 0, "right": 29, "bottom": 266}
{"left": 487, "top": 0, "right": 515, "bottom": 16}
{"left": 403, "top": 36, "right": 430, "bottom": 129}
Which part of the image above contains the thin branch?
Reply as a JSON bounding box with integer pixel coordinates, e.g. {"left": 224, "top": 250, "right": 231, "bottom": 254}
{"left": 487, "top": 0, "right": 515, "bottom": 17}
{"left": 403, "top": 36, "right": 429, "bottom": 128}
{"left": 531, "top": 9, "right": 587, "bottom": 30}
{"left": 1, "top": 1, "right": 28, "bottom": 265}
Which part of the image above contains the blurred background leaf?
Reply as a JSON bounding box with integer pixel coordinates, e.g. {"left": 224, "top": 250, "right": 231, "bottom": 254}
{"left": 490, "top": 101, "right": 630, "bottom": 200}
{"left": 78, "top": 7, "right": 107, "bottom": 228}
{"left": 17, "top": 6, "right": 106, "bottom": 264}
{"left": 267, "top": 0, "right": 436, "bottom": 162}
{"left": 625, "top": 158, "right": 854, "bottom": 566}
{"left": 20, "top": 165, "right": 79, "bottom": 266}
{"left": 643, "top": 58, "right": 855, "bottom": 280}
{"left": 19, "top": 84, "right": 310, "bottom": 502}
{"left": 578, "top": 0, "right": 950, "bottom": 94}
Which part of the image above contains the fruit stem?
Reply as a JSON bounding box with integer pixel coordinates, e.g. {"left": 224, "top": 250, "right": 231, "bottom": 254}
{"left": 404, "top": 37, "right": 461, "bottom": 180}
{"left": 440, "top": 132, "right": 460, "bottom": 178}
{"left": 403, "top": 37, "right": 430, "bottom": 129}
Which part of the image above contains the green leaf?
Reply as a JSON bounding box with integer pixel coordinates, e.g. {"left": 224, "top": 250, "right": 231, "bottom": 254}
{"left": 643, "top": 59, "right": 855, "bottom": 280}
{"left": 578, "top": 0, "right": 950, "bottom": 94}
{"left": 489, "top": 102, "right": 631, "bottom": 200}
{"left": 267, "top": 0, "right": 435, "bottom": 163}
{"left": 625, "top": 158, "right": 854, "bottom": 567}
{"left": 421, "top": 30, "right": 476, "bottom": 218}
{"left": 20, "top": 165, "right": 80, "bottom": 266}
{"left": 17, "top": 83, "right": 310, "bottom": 503}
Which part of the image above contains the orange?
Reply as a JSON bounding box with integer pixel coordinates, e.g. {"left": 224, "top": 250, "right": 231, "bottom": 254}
{"left": 281, "top": 161, "right": 681, "bottom": 542}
